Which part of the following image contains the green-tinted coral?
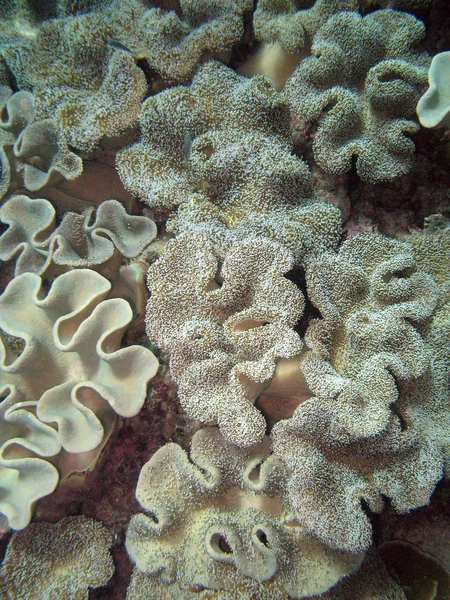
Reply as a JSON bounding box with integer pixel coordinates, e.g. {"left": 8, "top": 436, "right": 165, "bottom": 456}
{"left": 285, "top": 10, "right": 431, "bottom": 182}
{"left": 254, "top": 0, "right": 358, "bottom": 52}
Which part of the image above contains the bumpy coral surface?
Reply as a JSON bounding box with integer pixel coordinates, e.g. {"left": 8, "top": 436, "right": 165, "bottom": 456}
{"left": 0, "top": 0, "right": 252, "bottom": 150}
{"left": 0, "top": 195, "right": 157, "bottom": 275}
{"left": 2, "top": 515, "right": 114, "bottom": 599}
{"left": 0, "top": 268, "right": 158, "bottom": 529}
{"left": 253, "top": 0, "right": 358, "bottom": 52}
{"left": 271, "top": 234, "right": 449, "bottom": 553}
{"left": 117, "top": 60, "right": 311, "bottom": 212}
{"left": 285, "top": 10, "right": 431, "bottom": 182}
{"left": 302, "top": 234, "right": 439, "bottom": 439}
{"left": 0, "top": 87, "right": 82, "bottom": 199}
{"left": 126, "top": 427, "right": 364, "bottom": 598}
{"left": 117, "top": 60, "right": 341, "bottom": 264}
{"left": 146, "top": 233, "right": 304, "bottom": 447}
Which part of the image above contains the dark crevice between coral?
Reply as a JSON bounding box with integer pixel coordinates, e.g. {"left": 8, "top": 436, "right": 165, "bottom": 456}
{"left": 227, "top": 1, "right": 260, "bottom": 72}
{"left": 390, "top": 402, "right": 408, "bottom": 432}
{"left": 1, "top": 62, "right": 19, "bottom": 93}
{"left": 214, "top": 533, "right": 233, "bottom": 554}
{"left": 284, "top": 265, "right": 322, "bottom": 338}
{"left": 360, "top": 497, "right": 377, "bottom": 524}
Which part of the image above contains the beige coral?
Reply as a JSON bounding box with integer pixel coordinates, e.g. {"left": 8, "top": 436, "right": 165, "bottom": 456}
{"left": 126, "top": 427, "right": 364, "bottom": 598}
{"left": 146, "top": 233, "right": 304, "bottom": 447}
{"left": 272, "top": 400, "right": 443, "bottom": 552}
{"left": 253, "top": 0, "right": 358, "bottom": 53}
{"left": 0, "top": 194, "right": 157, "bottom": 275}
{"left": 2, "top": 516, "right": 114, "bottom": 600}
{"left": 0, "top": 0, "right": 252, "bottom": 151}
{"left": 301, "top": 233, "right": 439, "bottom": 440}
{"left": 0, "top": 268, "right": 159, "bottom": 529}
{"left": 0, "top": 87, "right": 82, "bottom": 199}
{"left": 0, "top": 384, "right": 60, "bottom": 531}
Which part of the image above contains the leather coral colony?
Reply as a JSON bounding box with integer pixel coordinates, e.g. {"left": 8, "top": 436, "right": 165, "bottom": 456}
{"left": 0, "top": 0, "right": 448, "bottom": 598}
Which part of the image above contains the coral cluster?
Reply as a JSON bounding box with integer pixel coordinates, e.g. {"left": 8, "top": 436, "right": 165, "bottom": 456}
{"left": 0, "top": 0, "right": 252, "bottom": 151}
{"left": 285, "top": 10, "right": 431, "bottom": 182}
{"left": 0, "top": 268, "right": 158, "bottom": 529}
{"left": 0, "top": 87, "right": 82, "bottom": 199}
{"left": 0, "top": 195, "right": 157, "bottom": 276}
{"left": 1, "top": 516, "right": 114, "bottom": 599}
{"left": 272, "top": 234, "right": 448, "bottom": 552}
{"left": 126, "top": 427, "right": 364, "bottom": 598}
{"left": 117, "top": 60, "right": 342, "bottom": 265}
{"left": 146, "top": 233, "right": 304, "bottom": 447}
{"left": 0, "top": 0, "right": 448, "bottom": 598}
{"left": 253, "top": 0, "right": 358, "bottom": 53}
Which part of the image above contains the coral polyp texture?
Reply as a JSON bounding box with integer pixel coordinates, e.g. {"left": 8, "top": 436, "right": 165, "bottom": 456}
{"left": 0, "top": 268, "right": 159, "bottom": 529}
{"left": 117, "top": 60, "right": 341, "bottom": 264}
{"left": 417, "top": 51, "right": 450, "bottom": 128}
{"left": 1, "top": 516, "right": 114, "bottom": 600}
{"left": 0, "top": 195, "right": 157, "bottom": 276}
{"left": 0, "top": 0, "right": 448, "bottom": 596}
{"left": 146, "top": 233, "right": 304, "bottom": 447}
{"left": 253, "top": 0, "right": 358, "bottom": 53}
{"left": 271, "top": 234, "right": 449, "bottom": 552}
{"left": 284, "top": 10, "right": 431, "bottom": 182}
{"left": 0, "top": 87, "right": 82, "bottom": 199}
{"left": 0, "top": 0, "right": 252, "bottom": 150}
{"left": 126, "top": 427, "right": 365, "bottom": 598}
{"left": 302, "top": 234, "right": 439, "bottom": 439}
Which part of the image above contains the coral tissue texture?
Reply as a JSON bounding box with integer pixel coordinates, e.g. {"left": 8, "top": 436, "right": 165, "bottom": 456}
{"left": 0, "top": 269, "right": 159, "bottom": 529}
{"left": 253, "top": 0, "right": 358, "bottom": 52}
{"left": 146, "top": 233, "right": 304, "bottom": 447}
{"left": 0, "top": 87, "right": 82, "bottom": 200}
{"left": 1, "top": 516, "right": 114, "bottom": 600}
{"left": 284, "top": 10, "right": 431, "bottom": 182}
{"left": 0, "top": 0, "right": 252, "bottom": 150}
{"left": 126, "top": 427, "right": 364, "bottom": 599}
{"left": 117, "top": 60, "right": 341, "bottom": 265}
{"left": 272, "top": 234, "right": 448, "bottom": 553}
{"left": 0, "top": 195, "right": 157, "bottom": 275}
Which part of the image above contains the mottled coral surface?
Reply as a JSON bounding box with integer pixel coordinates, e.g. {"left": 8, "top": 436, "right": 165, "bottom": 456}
{"left": 0, "top": 1, "right": 449, "bottom": 599}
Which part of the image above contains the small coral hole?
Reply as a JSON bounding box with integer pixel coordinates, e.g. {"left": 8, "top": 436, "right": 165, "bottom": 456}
{"left": 255, "top": 529, "right": 270, "bottom": 549}
{"left": 211, "top": 533, "right": 233, "bottom": 555}
{"left": 248, "top": 460, "right": 262, "bottom": 483}
{"left": 198, "top": 144, "right": 215, "bottom": 159}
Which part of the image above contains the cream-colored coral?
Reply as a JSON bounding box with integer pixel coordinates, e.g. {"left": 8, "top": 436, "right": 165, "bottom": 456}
{"left": 2, "top": 516, "right": 115, "bottom": 600}
{"left": 0, "top": 384, "right": 60, "bottom": 531}
{"left": 0, "top": 268, "right": 159, "bottom": 529}
{"left": 145, "top": 233, "right": 304, "bottom": 447}
{"left": 253, "top": 0, "right": 358, "bottom": 53}
{"left": 417, "top": 51, "right": 450, "bottom": 128}
{"left": 0, "top": 195, "right": 157, "bottom": 275}
{"left": 272, "top": 400, "right": 442, "bottom": 552}
{"left": 0, "top": 87, "right": 82, "bottom": 199}
{"left": 284, "top": 10, "right": 431, "bottom": 182}
{"left": 167, "top": 195, "right": 342, "bottom": 267}
{"left": 117, "top": 61, "right": 311, "bottom": 212}
{"left": 126, "top": 427, "right": 364, "bottom": 599}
